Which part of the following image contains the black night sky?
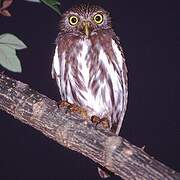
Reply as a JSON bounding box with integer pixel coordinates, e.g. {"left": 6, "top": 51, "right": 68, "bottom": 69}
{"left": 0, "top": 0, "right": 180, "bottom": 179}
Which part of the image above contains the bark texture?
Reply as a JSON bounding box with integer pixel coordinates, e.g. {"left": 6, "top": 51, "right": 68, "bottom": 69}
{"left": 0, "top": 73, "right": 179, "bottom": 180}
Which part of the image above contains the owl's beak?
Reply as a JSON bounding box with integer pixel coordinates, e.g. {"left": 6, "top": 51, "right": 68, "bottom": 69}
{"left": 82, "top": 21, "right": 90, "bottom": 37}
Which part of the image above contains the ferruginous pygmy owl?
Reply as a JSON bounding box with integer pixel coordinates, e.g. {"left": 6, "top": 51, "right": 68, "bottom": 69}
{"left": 52, "top": 4, "right": 128, "bottom": 178}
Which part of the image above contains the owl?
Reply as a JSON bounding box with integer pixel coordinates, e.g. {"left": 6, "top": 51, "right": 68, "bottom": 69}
{"left": 52, "top": 4, "right": 128, "bottom": 178}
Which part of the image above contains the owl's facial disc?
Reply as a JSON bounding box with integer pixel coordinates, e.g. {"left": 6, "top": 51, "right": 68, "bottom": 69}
{"left": 60, "top": 5, "right": 111, "bottom": 37}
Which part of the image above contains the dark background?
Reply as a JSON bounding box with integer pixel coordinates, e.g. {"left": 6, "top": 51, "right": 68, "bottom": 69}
{"left": 0, "top": 0, "right": 180, "bottom": 179}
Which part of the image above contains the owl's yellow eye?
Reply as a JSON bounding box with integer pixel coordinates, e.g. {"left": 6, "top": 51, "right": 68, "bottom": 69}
{"left": 69, "top": 15, "right": 79, "bottom": 26}
{"left": 94, "top": 13, "right": 104, "bottom": 24}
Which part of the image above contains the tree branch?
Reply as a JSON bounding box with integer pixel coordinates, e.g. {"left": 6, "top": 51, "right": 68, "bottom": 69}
{"left": 0, "top": 73, "right": 179, "bottom": 180}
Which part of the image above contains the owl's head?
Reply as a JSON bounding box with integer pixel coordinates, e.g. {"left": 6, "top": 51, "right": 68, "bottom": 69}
{"left": 59, "top": 4, "right": 112, "bottom": 38}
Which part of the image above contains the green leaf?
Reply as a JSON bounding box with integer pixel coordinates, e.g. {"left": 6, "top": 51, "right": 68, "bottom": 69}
{"left": 40, "top": 0, "right": 60, "bottom": 15}
{"left": 0, "top": 33, "right": 27, "bottom": 50}
{"left": 0, "top": 44, "right": 22, "bottom": 72}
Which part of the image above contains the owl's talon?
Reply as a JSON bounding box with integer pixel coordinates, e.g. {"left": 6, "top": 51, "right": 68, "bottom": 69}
{"left": 91, "top": 115, "right": 101, "bottom": 125}
{"left": 91, "top": 116, "right": 110, "bottom": 129}
{"left": 101, "top": 117, "right": 110, "bottom": 129}
{"left": 58, "top": 100, "right": 71, "bottom": 108}
{"left": 58, "top": 100, "right": 71, "bottom": 113}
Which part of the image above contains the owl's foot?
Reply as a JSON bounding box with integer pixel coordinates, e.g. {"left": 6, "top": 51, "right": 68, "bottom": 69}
{"left": 58, "top": 101, "right": 110, "bottom": 128}
{"left": 58, "top": 101, "right": 88, "bottom": 119}
{"left": 91, "top": 116, "right": 110, "bottom": 129}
